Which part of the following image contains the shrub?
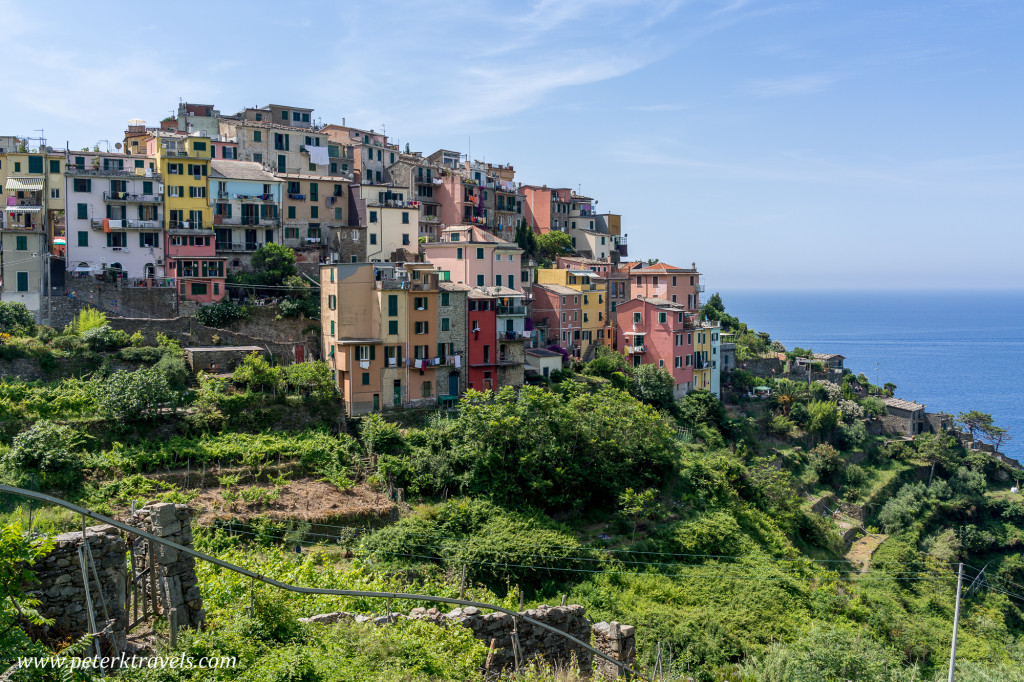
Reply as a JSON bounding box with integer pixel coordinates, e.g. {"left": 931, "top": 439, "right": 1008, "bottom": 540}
{"left": 2, "top": 420, "right": 82, "bottom": 492}
{"left": 97, "top": 368, "right": 173, "bottom": 422}
{"left": 81, "top": 324, "right": 130, "bottom": 351}
{"left": 844, "top": 463, "right": 867, "bottom": 487}
{"left": 154, "top": 353, "right": 190, "bottom": 391}
{"left": 809, "top": 444, "right": 844, "bottom": 486}
{"left": 119, "top": 346, "right": 164, "bottom": 363}
{"left": 835, "top": 420, "right": 867, "bottom": 451}
{"left": 194, "top": 299, "right": 248, "bottom": 327}
{"left": 282, "top": 361, "right": 336, "bottom": 402}
{"left": 807, "top": 400, "right": 840, "bottom": 438}
{"left": 0, "top": 301, "right": 35, "bottom": 336}
{"left": 768, "top": 414, "right": 795, "bottom": 437}
{"left": 129, "top": 331, "right": 144, "bottom": 347}
{"left": 233, "top": 352, "right": 281, "bottom": 392}
{"left": 860, "top": 396, "right": 886, "bottom": 417}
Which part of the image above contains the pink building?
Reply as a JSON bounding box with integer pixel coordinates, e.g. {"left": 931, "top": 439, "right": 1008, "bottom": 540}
{"left": 614, "top": 297, "right": 697, "bottom": 398}
{"left": 420, "top": 226, "right": 524, "bottom": 291}
{"left": 211, "top": 140, "right": 239, "bottom": 160}
{"left": 626, "top": 262, "right": 703, "bottom": 311}
{"left": 531, "top": 283, "right": 583, "bottom": 355}
{"left": 520, "top": 185, "right": 572, "bottom": 233}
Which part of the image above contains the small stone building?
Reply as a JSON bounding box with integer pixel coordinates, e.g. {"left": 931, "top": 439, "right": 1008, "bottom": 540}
{"left": 883, "top": 397, "right": 927, "bottom": 436}
{"left": 184, "top": 345, "right": 267, "bottom": 374}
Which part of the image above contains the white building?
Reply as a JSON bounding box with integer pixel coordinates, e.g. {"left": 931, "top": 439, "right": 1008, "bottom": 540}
{"left": 209, "top": 160, "right": 282, "bottom": 272}
{"left": 65, "top": 152, "right": 164, "bottom": 281}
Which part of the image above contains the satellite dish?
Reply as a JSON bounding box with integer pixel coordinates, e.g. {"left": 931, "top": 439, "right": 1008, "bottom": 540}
{"left": 115, "top": 142, "right": 122, "bottom": 150}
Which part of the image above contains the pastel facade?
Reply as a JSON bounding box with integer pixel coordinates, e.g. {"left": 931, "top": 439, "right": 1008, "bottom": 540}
{"left": 531, "top": 283, "right": 583, "bottom": 355}
{"left": 279, "top": 174, "right": 347, "bottom": 251}
{"left": 614, "top": 297, "right": 697, "bottom": 398}
{"left": 627, "top": 262, "right": 702, "bottom": 311}
{"left": 209, "top": 160, "right": 281, "bottom": 271}
{"left": 152, "top": 134, "right": 225, "bottom": 303}
{"left": 358, "top": 184, "right": 418, "bottom": 262}
{"left": 535, "top": 268, "right": 608, "bottom": 355}
{"left": 321, "top": 263, "right": 445, "bottom": 415}
{"left": 65, "top": 152, "right": 164, "bottom": 281}
{"left": 693, "top": 323, "right": 721, "bottom": 396}
{"left": 420, "top": 226, "right": 523, "bottom": 291}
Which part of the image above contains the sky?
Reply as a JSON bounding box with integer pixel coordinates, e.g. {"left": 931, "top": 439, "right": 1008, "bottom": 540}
{"left": 3, "top": 0, "right": 1023, "bottom": 290}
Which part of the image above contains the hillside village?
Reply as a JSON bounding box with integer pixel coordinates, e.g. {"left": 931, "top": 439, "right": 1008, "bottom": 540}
{"left": 1, "top": 102, "right": 1022, "bottom": 682}
{"left": 1, "top": 101, "right": 722, "bottom": 407}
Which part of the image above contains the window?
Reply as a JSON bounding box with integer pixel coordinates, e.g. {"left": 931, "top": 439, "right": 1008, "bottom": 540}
{"left": 328, "top": 295, "right": 337, "bottom": 310}
{"left": 73, "top": 178, "right": 91, "bottom": 192}
{"left": 49, "top": 160, "right": 60, "bottom": 173}
{"left": 441, "top": 317, "right": 450, "bottom": 331}
{"left": 357, "top": 345, "right": 371, "bottom": 361}
{"left": 658, "top": 312, "right": 667, "bottom": 324}
{"left": 76, "top": 203, "right": 88, "bottom": 220}
{"left": 441, "top": 292, "right": 450, "bottom": 306}
{"left": 287, "top": 206, "right": 296, "bottom": 219}
{"left": 659, "top": 360, "right": 665, "bottom": 368}
{"left": 414, "top": 345, "right": 429, "bottom": 360}
{"left": 139, "top": 232, "right": 159, "bottom": 247}
{"left": 189, "top": 186, "right": 206, "bottom": 198}
{"left": 362, "top": 373, "right": 370, "bottom": 385}
{"left": 192, "top": 141, "right": 207, "bottom": 152}
{"left": 187, "top": 164, "right": 206, "bottom": 176}
{"left": 310, "top": 206, "right": 318, "bottom": 219}
{"left": 687, "top": 333, "right": 692, "bottom": 344}
{"left": 450, "top": 233, "right": 460, "bottom": 242}
{"left": 253, "top": 130, "right": 262, "bottom": 143}
{"left": 253, "top": 153, "right": 262, "bottom": 163}
{"left": 335, "top": 208, "right": 343, "bottom": 220}
{"left": 414, "top": 297, "right": 427, "bottom": 310}
{"left": 633, "top": 312, "right": 642, "bottom": 325}
{"left": 675, "top": 356, "right": 682, "bottom": 368}
{"left": 285, "top": 227, "right": 299, "bottom": 239}
{"left": 388, "top": 295, "right": 398, "bottom": 317}
{"left": 421, "top": 381, "right": 432, "bottom": 398}
{"left": 686, "top": 355, "right": 692, "bottom": 367}
{"left": 293, "top": 112, "right": 301, "bottom": 122}
{"left": 415, "top": 321, "right": 429, "bottom": 334}
{"left": 16, "top": 272, "right": 29, "bottom": 292}
{"left": 309, "top": 183, "right": 318, "bottom": 200}
{"left": 78, "top": 231, "right": 88, "bottom": 247}
{"left": 15, "top": 236, "right": 28, "bottom": 251}
{"left": 191, "top": 283, "right": 208, "bottom": 296}
{"left": 636, "top": 276, "right": 642, "bottom": 285}
{"left": 456, "top": 247, "right": 463, "bottom": 259}
{"left": 369, "top": 210, "right": 377, "bottom": 223}
{"left": 274, "top": 133, "right": 290, "bottom": 151}
{"left": 495, "top": 275, "right": 502, "bottom": 288}
{"left": 402, "top": 234, "right": 410, "bottom": 245}
{"left": 678, "top": 313, "right": 684, "bottom": 323}
{"left": 476, "top": 274, "right": 485, "bottom": 286}
{"left": 388, "top": 320, "right": 398, "bottom": 335}
{"left": 28, "top": 156, "right": 43, "bottom": 174}
{"left": 476, "top": 247, "right": 484, "bottom": 260}
{"left": 369, "top": 233, "right": 377, "bottom": 245}
{"left": 495, "top": 253, "right": 501, "bottom": 262}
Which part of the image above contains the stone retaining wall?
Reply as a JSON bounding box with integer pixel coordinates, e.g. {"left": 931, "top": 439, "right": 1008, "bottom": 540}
{"left": 300, "top": 604, "right": 636, "bottom": 678}
{"left": 23, "top": 525, "right": 128, "bottom": 656}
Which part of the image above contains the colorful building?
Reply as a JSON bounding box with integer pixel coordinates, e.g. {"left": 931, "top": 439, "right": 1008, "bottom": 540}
{"left": 531, "top": 282, "right": 582, "bottom": 355}
{"left": 420, "top": 226, "right": 524, "bottom": 291}
{"left": 614, "top": 297, "right": 698, "bottom": 398}
{"left": 535, "top": 267, "right": 608, "bottom": 357}
{"left": 0, "top": 138, "right": 65, "bottom": 319}
{"left": 693, "top": 322, "right": 722, "bottom": 396}
{"left": 321, "top": 262, "right": 445, "bottom": 415}
{"left": 150, "top": 133, "right": 225, "bottom": 303}
{"left": 64, "top": 152, "right": 163, "bottom": 281}
{"left": 209, "top": 160, "right": 281, "bottom": 272}
{"left": 627, "top": 261, "right": 703, "bottom": 311}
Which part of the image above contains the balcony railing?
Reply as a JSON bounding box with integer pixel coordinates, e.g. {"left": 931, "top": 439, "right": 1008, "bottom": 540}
{"left": 6, "top": 198, "right": 40, "bottom": 207}
{"left": 90, "top": 219, "right": 160, "bottom": 230}
{"left": 497, "top": 355, "right": 519, "bottom": 366}
{"left": 66, "top": 167, "right": 162, "bottom": 180}
{"left": 216, "top": 242, "right": 263, "bottom": 252}
{"left": 103, "top": 191, "right": 162, "bottom": 203}
{"left": 288, "top": 193, "right": 306, "bottom": 200}
{"left": 496, "top": 305, "right": 525, "bottom": 316}
{"left": 501, "top": 331, "right": 525, "bottom": 341}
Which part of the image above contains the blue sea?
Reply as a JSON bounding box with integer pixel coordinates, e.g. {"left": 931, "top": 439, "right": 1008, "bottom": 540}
{"left": 718, "top": 290, "right": 1024, "bottom": 463}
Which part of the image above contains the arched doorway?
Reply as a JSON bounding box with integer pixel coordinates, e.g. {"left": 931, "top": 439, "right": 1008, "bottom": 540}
{"left": 144, "top": 263, "right": 155, "bottom": 280}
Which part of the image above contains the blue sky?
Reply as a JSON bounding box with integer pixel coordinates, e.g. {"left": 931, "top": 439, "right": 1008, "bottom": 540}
{"left": 4, "top": 0, "right": 1022, "bottom": 290}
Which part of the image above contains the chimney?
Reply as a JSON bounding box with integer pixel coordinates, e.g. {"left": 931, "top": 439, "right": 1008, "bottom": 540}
{"left": 342, "top": 118, "right": 346, "bottom": 126}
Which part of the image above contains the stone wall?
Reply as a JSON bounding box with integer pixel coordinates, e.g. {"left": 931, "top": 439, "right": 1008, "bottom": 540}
{"left": 49, "top": 279, "right": 186, "bottom": 327}
{"left": 24, "top": 525, "right": 128, "bottom": 656}
{"left": 300, "top": 604, "right": 636, "bottom": 678}
{"left": 125, "top": 503, "right": 205, "bottom": 633}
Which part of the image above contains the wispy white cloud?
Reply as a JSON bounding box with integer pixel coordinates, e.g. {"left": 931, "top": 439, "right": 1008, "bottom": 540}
{"left": 743, "top": 72, "right": 841, "bottom": 97}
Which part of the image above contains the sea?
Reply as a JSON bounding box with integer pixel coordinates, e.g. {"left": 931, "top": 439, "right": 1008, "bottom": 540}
{"left": 718, "top": 290, "right": 1024, "bottom": 464}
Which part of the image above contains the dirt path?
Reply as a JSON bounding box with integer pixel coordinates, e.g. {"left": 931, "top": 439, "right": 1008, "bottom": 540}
{"left": 845, "top": 533, "right": 888, "bottom": 572}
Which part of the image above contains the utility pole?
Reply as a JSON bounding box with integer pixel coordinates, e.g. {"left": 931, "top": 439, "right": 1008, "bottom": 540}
{"left": 949, "top": 562, "right": 964, "bottom": 681}
{"left": 875, "top": 361, "right": 880, "bottom": 396}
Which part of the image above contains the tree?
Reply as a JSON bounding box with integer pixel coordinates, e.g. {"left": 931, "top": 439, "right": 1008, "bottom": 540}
{"left": 619, "top": 487, "right": 660, "bottom": 541}
{"left": 629, "top": 363, "right": 676, "bottom": 411}
{"left": 250, "top": 243, "right": 297, "bottom": 286}
{"left": 807, "top": 400, "right": 840, "bottom": 439}
{"left": 883, "top": 382, "right": 897, "bottom": 396}
{"left": 513, "top": 220, "right": 537, "bottom": 257}
{"left": 678, "top": 389, "right": 728, "bottom": 433}
{"left": 700, "top": 292, "right": 724, "bottom": 322}
{"left": 980, "top": 422, "right": 1012, "bottom": 453}
{"left": 535, "top": 230, "right": 572, "bottom": 262}
{"left": 233, "top": 351, "right": 282, "bottom": 393}
{"left": 98, "top": 368, "right": 174, "bottom": 423}
{"left": 0, "top": 301, "right": 35, "bottom": 336}
{"left": 1, "top": 522, "right": 56, "bottom": 661}
{"left": 810, "top": 443, "right": 844, "bottom": 486}
{"left": 956, "top": 410, "right": 994, "bottom": 441}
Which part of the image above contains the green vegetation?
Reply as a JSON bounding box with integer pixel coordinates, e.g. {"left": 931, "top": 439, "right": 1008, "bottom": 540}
{"left": 1, "top": 310, "right": 1022, "bottom": 681}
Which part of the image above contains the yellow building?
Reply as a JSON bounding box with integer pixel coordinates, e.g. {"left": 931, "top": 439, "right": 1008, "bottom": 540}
{"left": 0, "top": 137, "right": 65, "bottom": 319}
{"left": 149, "top": 133, "right": 225, "bottom": 302}
{"left": 692, "top": 322, "right": 721, "bottom": 396}
{"left": 535, "top": 267, "right": 608, "bottom": 357}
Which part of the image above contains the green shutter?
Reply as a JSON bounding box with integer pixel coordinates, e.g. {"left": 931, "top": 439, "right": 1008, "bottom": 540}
{"left": 78, "top": 231, "right": 88, "bottom": 247}
{"left": 369, "top": 345, "right": 376, "bottom": 361}
{"left": 106, "top": 233, "right": 112, "bottom": 247}
{"left": 77, "top": 203, "right": 88, "bottom": 219}
{"left": 143, "top": 181, "right": 152, "bottom": 194}
{"left": 140, "top": 233, "right": 146, "bottom": 247}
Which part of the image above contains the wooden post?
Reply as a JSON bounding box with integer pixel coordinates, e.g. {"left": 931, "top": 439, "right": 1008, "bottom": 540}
{"left": 511, "top": 618, "right": 522, "bottom": 671}
{"left": 149, "top": 540, "right": 159, "bottom": 616}
{"left": 484, "top": 638, "right": 497, "bottom": 672}
{"left": 459, "top": 565, "right": 467, "bottom": 600}
{"left": 560, "top": 594, "right": 566, "bottom": 606}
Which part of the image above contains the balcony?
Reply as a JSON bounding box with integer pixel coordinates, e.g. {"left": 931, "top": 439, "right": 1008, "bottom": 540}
{"left": 498, "top": 355, "right": 519, "bottom": 366}
{"left": 215, "top": 242, "right": 264, "bottom": 252}
{"left": 66, "top": 167, "right": 161, "bottom": 180}
{"left": 496, "top": 305, "right": 526, "bottom": 316}
{"left": 103, "top": 191, "right": 162, "bottom": 203}
{"left": 288, "top": 193, "right": 306, "bottom": 200}
{"left": 631, "top": 345, "right": 647, "bottom": 354}
{"left": 90, "top": 219, "right": 160, "bottom": 230}
{"left": 696, "top": 284, "right": 706, "bottom": 293}
{"left": 213, "top": 216, "right": 277, "bottom": 227}
{"left": 6, "top": 197, "right": 40, "bottom": 207}
{"left": 500, "top": 331, "right": 525, "bottom": 341}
